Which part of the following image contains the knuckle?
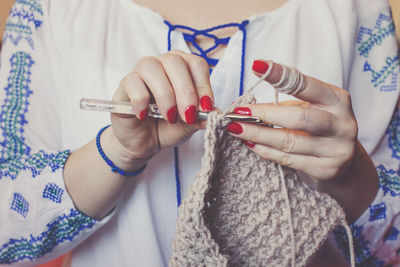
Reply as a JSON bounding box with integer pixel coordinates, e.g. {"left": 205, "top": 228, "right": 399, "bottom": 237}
{"left": 160, "top": 53, "right": 184, "bottom": 65}
{"left": 341, "top": 118, "right": 358, "bottom": 140}
{"left": 131, "top": 92, "right": 149, "bottom": 104}
{"left": 340, "top": 90, "right": 352, "bottom": 105}
{"left": 169, "top": 49, "right": 186, "bottom": 55}
{"left": 294, "top": 107, "right": 309, "bottom": 129}
{"left": 280, "top": 131, "right": 296, "bottom": 153}
{"left": 119, "top": 72, "right": 139, "bottom": 89}
{"left": 246, "top": 128, "right": 258, "bottom": 143}
{"left": 337, "top": 142, "right": 356, "bottom": 161}
{"left": 189, "top": 54, "right": 208, "bottom": 68}
{"left": 258, "top": 149, "right": 269, "bottom": 160}
{"left": 278, "top": 153, "right": 294, "bottom": 167}
{"left": 136, "top": 56, "right": 159, "bottom": 71}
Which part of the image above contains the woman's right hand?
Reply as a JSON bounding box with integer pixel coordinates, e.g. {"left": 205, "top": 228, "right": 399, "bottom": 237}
{"left": 109, "top": 49, "right": 214, "bottom": 166}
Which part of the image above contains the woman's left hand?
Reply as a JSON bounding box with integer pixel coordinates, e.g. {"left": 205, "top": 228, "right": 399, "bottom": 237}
{"left": 227, "top": 60, "right": 379, "bottom": 221}
{"left": 227, "top": 60, "right": 359, "bottom": 182}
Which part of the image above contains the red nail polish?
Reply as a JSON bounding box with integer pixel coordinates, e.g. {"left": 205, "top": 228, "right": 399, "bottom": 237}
{"left": 252, "top": 60, "right": 269, "bottom": 74}
{"left": 243, "top": 140, "right": 255, "bottom": 148}
{"left": 139, "top": 109, "right": 148, "bottom": 121}
{"left": 185, "top": 105, "right": 197, "bottom": 124}
{"left": 200, "top": 96, "right": 213, "bottom": 111}
{"left": 233, "top": 107, "right": 251, "bottom": 116}
{"left": 167, "top": 106, "right": 178, "bottom": 124}
{"left": 227, "top": 122, "right": 243, "bottom": 134}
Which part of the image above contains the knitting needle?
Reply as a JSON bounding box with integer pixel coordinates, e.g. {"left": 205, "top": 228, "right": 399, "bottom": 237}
{"left": 79, "top": 98, "right": 265, "bottom": 124}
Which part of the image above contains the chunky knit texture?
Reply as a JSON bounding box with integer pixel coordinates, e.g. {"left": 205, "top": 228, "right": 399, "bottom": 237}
{"left": 170, "top": 86, "right": 354, "bottom": 266}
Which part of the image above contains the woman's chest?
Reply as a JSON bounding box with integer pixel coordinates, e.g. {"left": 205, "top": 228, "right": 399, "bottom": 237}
{"left": 55, "top": 0, "right": 353, "bottom": 149}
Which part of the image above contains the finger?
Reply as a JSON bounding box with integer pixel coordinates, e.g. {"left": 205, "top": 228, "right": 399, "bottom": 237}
{"left": 243, "top": 142, "right": 336, "bottom": 180}
{"left": 117, "top": 72, "right": 150, "bottom": 122}
{"left": 227, "top": 121, "right": 331, "bottom": 157}
{"left": 252, "top": 60, "right": 344, "bottom": 107}
{"left": 158, "top": 52, "right": 198, "bottom": 124}
{"left": 169, "top": 50, "right": 214, "bottom": 111}
{"left": 135, "top": 56, "right": 178, "bottom": 124}
{"left": 232, "top": 104, "right": 336, "bottom": 136}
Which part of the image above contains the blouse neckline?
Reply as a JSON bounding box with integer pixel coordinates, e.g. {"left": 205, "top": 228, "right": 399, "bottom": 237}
{"left": 122, "top": 0, "right": 302, "bottom": 29}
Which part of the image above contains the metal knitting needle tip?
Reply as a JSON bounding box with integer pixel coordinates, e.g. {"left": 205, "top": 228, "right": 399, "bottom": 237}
{"left": 225, "top": 113, "right": 265, "bottom": 124}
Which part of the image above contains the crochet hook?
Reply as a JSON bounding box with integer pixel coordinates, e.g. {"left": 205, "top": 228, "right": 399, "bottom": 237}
{"left": 80, "top": 98, "right": 264, "bottom": 124}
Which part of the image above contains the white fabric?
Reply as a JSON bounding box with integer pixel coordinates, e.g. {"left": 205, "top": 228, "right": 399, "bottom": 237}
{"left": 0, "top": 0, "right": 399, "bottom": 266}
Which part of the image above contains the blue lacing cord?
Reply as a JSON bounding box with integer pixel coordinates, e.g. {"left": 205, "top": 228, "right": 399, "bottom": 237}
{"left": 174, "top": 147, "right": 181, "bottom": 206}
{"left": 165, "top": 19, "right": 249, "bottom": 207}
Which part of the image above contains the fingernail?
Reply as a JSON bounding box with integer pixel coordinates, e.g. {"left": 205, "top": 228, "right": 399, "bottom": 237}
{"left": 200, "top": 96, "right": 213, "bottom": 111}
{"left": 252, "top": 60, "right": 269, "bottom": 74}
{"left": 167, "top": 106, "right": 178, "bottom": 124}
{"left": 233, "top": 107, "right": 251, "bottom": 116}
{"left": 185, "top": 105, "right": 197, "bottom": 124}
{"left": 139, "top": 109, "right": 148, "bottom": 121}
{"left": 243, "top": 140, "right": 255, "bottom": 148}
{"left": 227, "top": 122, "right": 243, "bottom": 134}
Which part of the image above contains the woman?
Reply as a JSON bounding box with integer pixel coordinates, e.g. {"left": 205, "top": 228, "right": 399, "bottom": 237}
{"left": 0, "top": 0, "right": 398, "bottom": 265}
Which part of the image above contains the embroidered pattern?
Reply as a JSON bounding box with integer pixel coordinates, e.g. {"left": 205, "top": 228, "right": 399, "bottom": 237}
{"left": 0, "top": 208, "right": 96, "bottom": 264}
{"left": 10, "top": 193, "right": 29, "bottom": 218}
{"left": 376, "top": 165, "right": 400, "bottom": 197}
{"left": 369, "top": 202, "right": 387, "bottom": 222}
{"left": 358, "top": 13, "right": 399, "bottom": 92}
{"left": 0, "top": 52, "right": 70, "bottom": 180}
{"left": 384, "top": 227, "right": 399, "bottom": 241}
{"left": 363, "top": 56, "right": 400, "bottom": 90}
{"left": 380, "top": 71, "right": 398, "bottom": 92}
{"left": 387, "top": 108, "right": 400, "bottom": 160}
{"left": 357, "top": 13, "right": 394, "bottom": 58}
{"left": 42, "top": 183, "right": 63, "bottom": 203}
{"left": 334, "top": 225, "right": 385, "bottom": 266}
{"left": 2, "top": 0, "right": 43, "bottom": 49}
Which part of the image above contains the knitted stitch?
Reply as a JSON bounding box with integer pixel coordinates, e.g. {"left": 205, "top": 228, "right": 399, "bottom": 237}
{"left": 170, "top": 64, "right": 355, "bottom": 266}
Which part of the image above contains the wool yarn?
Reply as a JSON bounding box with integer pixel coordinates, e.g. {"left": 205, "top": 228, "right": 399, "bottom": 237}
{"left": 170, "top": 62, "right": 355, "bottom": 267}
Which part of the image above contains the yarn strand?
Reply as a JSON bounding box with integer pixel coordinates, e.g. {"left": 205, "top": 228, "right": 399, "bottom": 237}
{"left": 343, "top": 224, "right": 356, "bottom": 267}
{"left": 277, "top": 163, "right": 296, "bottom": 267}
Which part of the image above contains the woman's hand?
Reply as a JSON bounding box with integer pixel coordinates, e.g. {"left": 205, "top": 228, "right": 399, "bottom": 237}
{"left": 228, "top": 60, "right": 358, "bottom": 181}
{"left": 109, "top": 50, "right": 214, "bottom": 166}
{"left": 227, "top": 60, "right": 378, "bottom": 221}
{"left": 65, "top": 50, "right": 214, "bottom": 218}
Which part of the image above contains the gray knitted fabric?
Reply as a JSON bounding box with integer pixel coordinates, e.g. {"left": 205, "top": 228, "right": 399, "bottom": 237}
{"left": 170, "top": 93, "right": 351, "bottom": 266}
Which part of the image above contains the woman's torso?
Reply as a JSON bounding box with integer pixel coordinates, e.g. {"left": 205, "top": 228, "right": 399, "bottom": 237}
{"left": 46, "top": 0, "right": 363, "bottom": 265}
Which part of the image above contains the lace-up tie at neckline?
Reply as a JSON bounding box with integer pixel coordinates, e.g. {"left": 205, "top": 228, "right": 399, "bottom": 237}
{"left": 164, "top": 20, "right": 249, "bottom": 208}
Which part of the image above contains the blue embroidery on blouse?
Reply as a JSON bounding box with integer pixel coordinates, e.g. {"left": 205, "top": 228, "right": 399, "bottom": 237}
{"left": 10, "top": 193, "right": 29, "bottom": 218}
{"left": 357, "top": 13, "right": 399, "bottom": 93}
{"left": 42, "top": 183, "right": 63, "bottom": 203}
{"left": 369, "top": 202, "right": 386, "bottom": 222}
{"left": 376, "top": 165, "right": 400, "bottom": 197}
{"left": 334, "top": 225, "right": 385, "bottom": 266}
{"left": 363, "top": 55, "right": 400, "bottom": 91}
{"left": 380, "top": 71, "right": 398, "bottom": 92}
{"left": 0, "top": 208, "right": 96, "bottom": 264}
{"left": 384, "top": 226, "right": 399, "bottom": 241}
{"left": 386, "top": 108, "right": 400, "bottom": 160}
{"left": 2, "top": 0, "right": 43, "bottom": 49}
{"left": 357, "top": 13, "right": 394, "bottom": 58}
{"left": 0, "top": 52, "right": 70, "bottom": 180}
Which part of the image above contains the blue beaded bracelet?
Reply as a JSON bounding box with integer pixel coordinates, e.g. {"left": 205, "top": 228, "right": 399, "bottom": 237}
{"left": 96, "top": 125, "right": 146, "bottom": 176}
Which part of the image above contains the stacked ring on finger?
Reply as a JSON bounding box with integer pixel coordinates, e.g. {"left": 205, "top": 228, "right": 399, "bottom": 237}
{"left": 267, "top": 61, "right": 307, "bottom": 96}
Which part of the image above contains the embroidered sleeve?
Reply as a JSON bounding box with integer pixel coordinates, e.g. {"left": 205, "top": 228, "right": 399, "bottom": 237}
{"left": 334, "top": 1, "right": 400, "bottom": 265}
{"left": 0, "top": 0, "right": 111, "bottom": 265}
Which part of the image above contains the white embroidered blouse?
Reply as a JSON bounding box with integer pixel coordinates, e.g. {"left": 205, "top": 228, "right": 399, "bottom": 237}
{"left": 0, "top": 0, "right": 399, "bottom": 266}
